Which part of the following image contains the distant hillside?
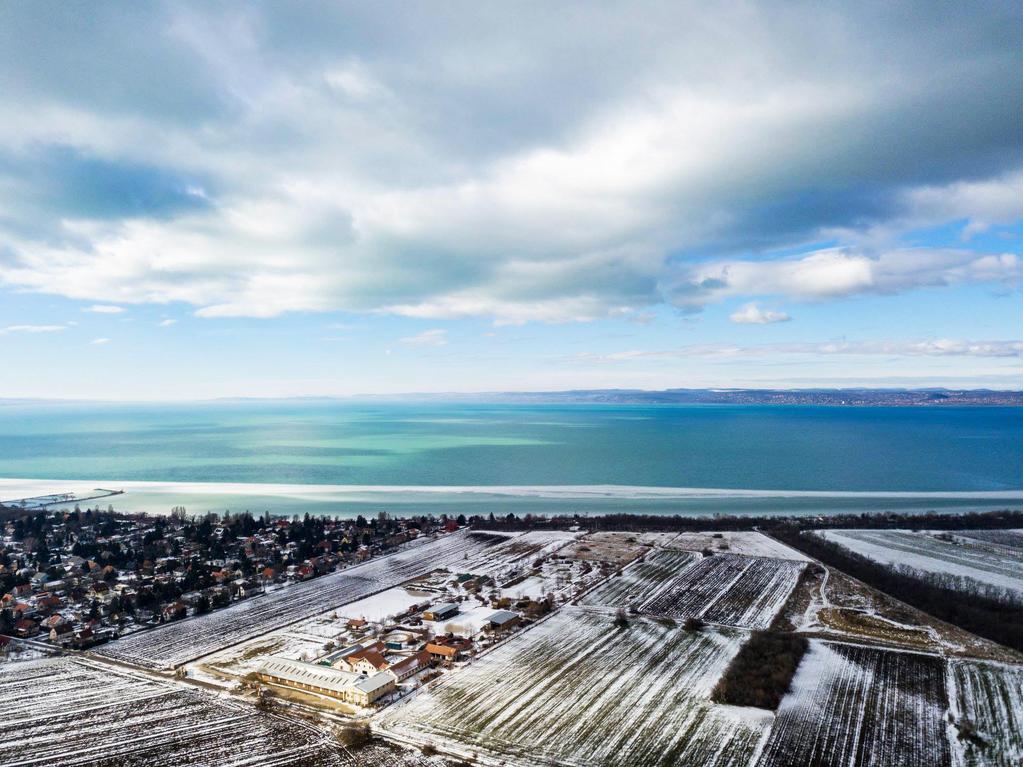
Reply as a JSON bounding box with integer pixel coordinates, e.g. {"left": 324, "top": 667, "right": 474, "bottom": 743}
{"left": 3, "top": 389, "right": 1022, "bottom": 406}
{"left": 353, "top": 388, "right": 1023, "bottom": 406}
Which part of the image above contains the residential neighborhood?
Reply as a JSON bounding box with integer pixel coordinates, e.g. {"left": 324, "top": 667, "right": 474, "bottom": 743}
{"left": 0, "top": 504, "right": 459, "bottom": 652}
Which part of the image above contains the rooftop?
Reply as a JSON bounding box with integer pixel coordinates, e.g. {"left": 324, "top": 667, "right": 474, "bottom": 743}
{"left": 259, "top": 656, "right": 362, "bottom": 694}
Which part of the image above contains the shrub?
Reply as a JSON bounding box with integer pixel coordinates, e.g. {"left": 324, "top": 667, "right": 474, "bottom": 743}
{"left": 683, "top": 617, "right": 705, "bottom": 632}
{"left": 335, "top": 723, "right": 372, "bottom": 748}
{"left": 712, "top": 631, "right": 808, "bottom": 710}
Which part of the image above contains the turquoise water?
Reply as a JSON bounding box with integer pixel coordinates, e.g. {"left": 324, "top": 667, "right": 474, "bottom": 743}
{"left": 1, "top": 401, "right": 1021, "bottom": 517}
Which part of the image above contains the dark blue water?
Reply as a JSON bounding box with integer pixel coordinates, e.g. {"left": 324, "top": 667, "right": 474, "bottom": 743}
{"left": 1, "top": 401, "right": 1021, "bottom": 516}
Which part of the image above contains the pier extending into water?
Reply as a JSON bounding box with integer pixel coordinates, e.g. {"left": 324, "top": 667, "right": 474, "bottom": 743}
{"left": 1, "top": 488, "right": 124, "bottom": 510}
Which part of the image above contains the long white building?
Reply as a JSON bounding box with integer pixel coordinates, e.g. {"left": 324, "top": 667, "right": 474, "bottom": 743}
{"left": 257, "top": 656, "right": 395, "bottom": 706}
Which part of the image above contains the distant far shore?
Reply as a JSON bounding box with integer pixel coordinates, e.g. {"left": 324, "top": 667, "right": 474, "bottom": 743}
{"left": 2, "top": 386, "right": 1023, "bottom": 406}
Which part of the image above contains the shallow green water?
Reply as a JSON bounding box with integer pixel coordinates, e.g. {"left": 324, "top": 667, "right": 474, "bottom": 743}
{"left": 1, "top": 400, "right": 1020, "bottom": 517}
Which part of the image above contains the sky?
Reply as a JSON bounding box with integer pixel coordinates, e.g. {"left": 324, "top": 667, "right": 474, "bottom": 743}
{"left": 1, "top": 1, "right": 1022, "bottom": 399}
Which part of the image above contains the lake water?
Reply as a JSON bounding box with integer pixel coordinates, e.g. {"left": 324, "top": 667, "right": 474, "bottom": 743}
{"left": 1, "top": 400, "right": 1021, "bottom": 518}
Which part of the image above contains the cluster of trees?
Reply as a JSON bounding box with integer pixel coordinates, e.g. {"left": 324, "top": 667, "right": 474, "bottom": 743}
{"left": 777, "top": 530, "right": 1023, "bottom": 652}
{"left": 466, "top": 509, "right": 1023, "bottom": 534}
{"left": 711, "top": 631, "right": 808, "bottom": 710}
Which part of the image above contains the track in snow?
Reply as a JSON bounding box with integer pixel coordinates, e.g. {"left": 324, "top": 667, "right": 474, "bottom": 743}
{"left": 947, "top": 659, "right": 1023, "bottom": 767}
{"left": 381, "top": 607, "right": 770, "bottom": 767}
{"left": 0, "top": 657, "right": 343, "bottom": 767}
{"left": 757, "top": 640, "right": 951, "bottom": 767}
{"left": 640, "top": 553, "right": 806, "bottom": 630}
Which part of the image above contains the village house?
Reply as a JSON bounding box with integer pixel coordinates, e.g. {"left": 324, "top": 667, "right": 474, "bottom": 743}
{"left": 87, "top": 581, "right": 111, "bottom": 601}
{"left": 14, "top": 617, "right": 38, "bottom": 637}
{"left": 161, "top": 601, "right": 186, "bottom": 621}
{"left": 230, "top": 578, "right": 259, "bottom": 598}
{"left": 34, "top": 594, "right": 61, "bottom": 614}
{"left": 49, "top": 621, "right": 73, "bottom": 643}
{"left": 338, "top": 646, "right": 391, "bottom": 676}
{"left": 67, "top": 627, "right": 105, "bottom": 650}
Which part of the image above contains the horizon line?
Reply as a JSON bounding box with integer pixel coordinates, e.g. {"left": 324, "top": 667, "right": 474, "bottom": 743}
{"left": 0, "top": 385, "right": 1021, "bottom": 405}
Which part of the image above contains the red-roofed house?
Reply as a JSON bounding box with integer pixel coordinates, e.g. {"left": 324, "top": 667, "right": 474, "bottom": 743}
{"left": 386, "top": 649, "right": 431, "bottom": 681}
{"left": 14, "top": 618, "right": 38, "bottom": 637}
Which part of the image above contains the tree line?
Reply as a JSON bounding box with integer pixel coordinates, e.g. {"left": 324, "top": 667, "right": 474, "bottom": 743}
{"left": 775, "top": 529, "right": 1023, "bottom": 652}
{"left": 466, "top": 509, "right": 1023, "bottom": 534}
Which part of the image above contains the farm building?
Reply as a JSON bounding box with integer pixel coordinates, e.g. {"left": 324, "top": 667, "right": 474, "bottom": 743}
{"left": 383, "top": 630, "right": 417, "bottom": 650}
{"left": 257, "top": 656, "right": 395, "bottom": 706}
{"left": 425, "top": 636, "right": 473, "bottom": 663}
{"left": 488, "top": 610, "right": 520, "bottom": 630}
{"left": 423, "top": 602, "right": 459, "bottom": 621}
{"left": 330, "top": 640, "right": 432, "bottom": 682}
{"left": 321, "top": 643, "right": 365, "bottom": 665}
{"left": 335, "top": 645, "right": 391, "bottom": 675}
{"left": 387, "top": 649, "right": 432, "bottom": 681}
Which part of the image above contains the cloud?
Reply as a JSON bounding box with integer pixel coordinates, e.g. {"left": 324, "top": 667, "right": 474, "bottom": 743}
{"left": 900, "top": 171, "right": 1023, "bottom": 237}
{"left": 671, "top": 248, "right": 1022, "bottom": 309}
{"left": 89, "top": 337, "right": 111, "bottom": 345}
{"left": 729, "top": 303, "right": 791, "bottom": 324}
{"left": 0, "top": 4, "right": 1021, "bottom": 322}
{"left": 576, "top": 339, "right": 1023, "bottom": 363}
{"left": 0, "top": 324, "right": 66, "bottom": 335}
{"left": 398, "top": 328, "right": 447, "bottom": 347}
{"left": 158, "top": 318, "right": 177, "bottom": 326}
{"left": 85, "top": 304, "right": 126, "bottom": 314}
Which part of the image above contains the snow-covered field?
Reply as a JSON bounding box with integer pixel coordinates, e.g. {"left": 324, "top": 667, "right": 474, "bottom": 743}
{"left": 500, "top": 574, "right": 547, "bottom": 599}
{"left": 458, "top": 530, "right": 581, "bottom": 580}
{"left": 954, "top": 529, "right": 1023, "bottom": 551}
{"left": 947, "top": 660, "right": 1023, "bottom": 767}
{"left": 642, "top": 554, "right": 806, "bottom": 630}
{"left": 816, "top": 530, "right": 1023, "bottom": 599}
{"left": 0, "top": 657, "right": 343, "bottom": 767}
{"left": 380, "top": 607, "right": 770, "bottom": 767}
{"left": 566, "top": 531, "right": 669, "bottom": 565}
{"left": 336, "top": 586, "right": 429, "bottom": 623}
{"left": 340, "top": 742, "right": 450, "bottom": 767}
{"left": 758, "top": 641, "right": 951, "bottom": 767}
{"left": 95, "top": 530, "right": 510, "bottom": 669}
{"left": 669, "top": 532, "right": 811, "bottom": 561}
{"left": 580, "top": 548, "right": 697, "bottom": 608}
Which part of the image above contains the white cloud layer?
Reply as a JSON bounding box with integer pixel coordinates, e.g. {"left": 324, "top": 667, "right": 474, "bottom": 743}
{"left": 398, "top": 328, "right": 448, "bottom": 347}
{"left": 0, "top": 324, "right": 66, "bottom": 335}
{"left": 0, "top": 3, "right": 1021, "bottom": 323}
{"left": 671, "top": 248, "right": 1021, "bottom": 309}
